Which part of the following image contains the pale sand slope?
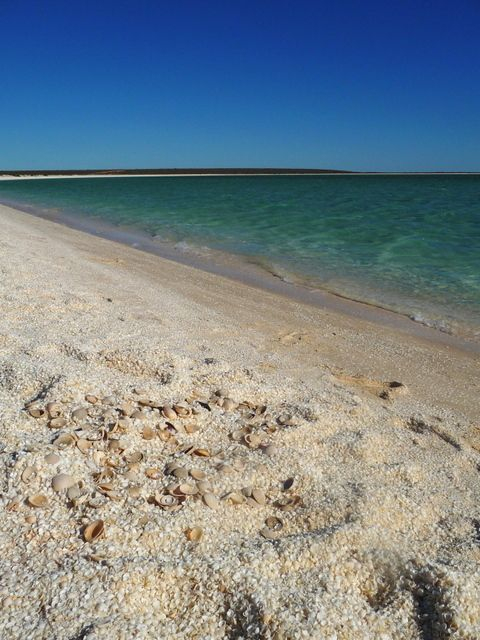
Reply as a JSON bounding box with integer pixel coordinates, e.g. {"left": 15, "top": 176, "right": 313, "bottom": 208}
{"left": 0, "top": 202, "right": 479, "bottom": 640}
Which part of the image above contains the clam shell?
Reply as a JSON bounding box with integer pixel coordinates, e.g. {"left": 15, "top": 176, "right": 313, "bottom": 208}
{"left": 172, "top": 467, "right": 188, "bottom": 480}
{"left": 46, "top": 402, "right": 62, "bottom": 418}
{"left": 27, "top": 494, "right": 49, "bottom": 508}
{"left": 21, "top": 466, "right": 36, "bottom": 483}
{"left": 85, "top": 394, "right": 98, "bottom": 404}
{"left": 45, "top": 452, "right": 60, "bottom": 465}
{"left": 184, "top": 423, "right": 200, "bottom": 434}
{"left": 127, "top": 485, "right": 142, "bottom": 498}
{"left": 222, "top": 398, "right": 237, "bottom": 411}
{"left": 203, "top": 492, "right": 219, "bottom": 509}
{"left": 53, "top": 433, "right": 76, "bottom": 448}
{"left": 224, "top": 491, "right": 246, "bottom": 505}
{"left": 49, "top": 417, "right": 68, "bottom": 429}
{"left": 83, "top": 519, "right": 105, "bottom": 542}
{"left": 162, "top": 405, "right": 177, "bottom": 421}
{"left": 76, "top": 439, "right": 91, "bottom": 454}
{"left": 67, "top": 485, "right": 81, "bottom": 501}
{"left": 185, "top": 526, "right": 203, "bottom": 542}
{"left": 52, "top": 473, "right": 76, "bottom": 492}
{"left": 145, "top": 468, "right": 162, "bottom": 480}
{"left": 173, "top": 404, "right": 191, "bottom": 417}
{"left": 142, "top": 425, "right": 156, "bottom": 440}
{"left": 131, "top": 410, "right": 145, "bottom": 420}
{"left": 196, "top": 480, "right": 213, "bottom": 495}
{"left": 103, "top": 396, "right": 116, "bottom": 406}
{"left": 241, "top": 486, "right": 253, "bottom": 498}
{"left": 244, "top": 433, "right": 262, "bottom": 448}
{"left": 72, "top": 408, "right": 88, "bottom": 421}
{"left": 155, "top": 494, "right": 179, "bottom": 508}
{"left": 190, "top": 469, "right": 206, "bottom": 481}
{"left": 265, "top": 516, "right": 283, "bottom": 531}
{"left": 178, "top": 483, "right": 198, "bottom": 496}
{"left": 120, "top": 402, "right": 135, "bottom": 417}
{"left": 125, "top": 451, "right": 143, "bottom": 464}
{"left": 264, "top": 444, "right": 278, "bottom": 457}
{"left": 27, "top": 406, "right": 45, "bottom": 418}
{"left": 192, "top": 448, "right": 210, "bottom": 458}
{"left": 252, "top": 488, "right": 266, "bottom": 505}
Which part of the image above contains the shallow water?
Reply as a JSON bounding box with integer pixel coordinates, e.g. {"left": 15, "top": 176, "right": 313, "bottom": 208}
{"left": 1, "top": 174, "right": 479, "bottom": 338}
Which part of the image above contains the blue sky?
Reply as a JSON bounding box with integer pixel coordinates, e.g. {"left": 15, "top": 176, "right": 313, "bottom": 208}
{"left": 0, "top": 0, "right": 479, "bottom": 171}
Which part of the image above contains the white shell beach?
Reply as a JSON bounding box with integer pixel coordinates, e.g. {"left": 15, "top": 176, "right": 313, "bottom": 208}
{"left": 0, "top": 202, "right": 479, "bottom": 639}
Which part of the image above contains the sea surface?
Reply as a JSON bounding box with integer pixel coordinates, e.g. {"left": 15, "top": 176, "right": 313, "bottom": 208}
{"left": 1, "top": 175, "right": 479, "bottom": 339}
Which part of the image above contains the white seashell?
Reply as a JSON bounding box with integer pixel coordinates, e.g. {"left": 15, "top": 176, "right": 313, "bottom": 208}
{"left": 49, "top": 417, "right": 68, "bottom": 429}
{"left": 252, "top": 488, "right": 267, "bottom": 505}
{"left": 190, "top": 469, "right": 206, "bottom": 481}
{"left": 203, "top": 493, "right": 219, "bottom": 509}
{"left": 21, "top": 466, "right": 36, "bottom": 483}
{"left": 52, "top": 473, "right": 76, "bottom": 492}
{"left": 44, "top": 452, "right": 60, "bottom": 465}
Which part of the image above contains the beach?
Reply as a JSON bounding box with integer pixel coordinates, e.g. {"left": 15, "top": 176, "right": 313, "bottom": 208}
{"left": 0, "top": 201, "right": 479, "bottom": 638}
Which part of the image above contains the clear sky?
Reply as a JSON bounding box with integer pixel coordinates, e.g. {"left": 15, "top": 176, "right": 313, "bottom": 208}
{"left": 0, "top": 0, "right": 479, "bottom": 171}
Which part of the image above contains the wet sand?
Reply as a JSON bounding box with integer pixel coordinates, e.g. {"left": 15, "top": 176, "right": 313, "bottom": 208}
{"left": 0, "top": 202, "right": 479, "bottom": 639}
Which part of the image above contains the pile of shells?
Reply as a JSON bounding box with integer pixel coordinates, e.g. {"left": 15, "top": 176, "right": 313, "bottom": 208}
{"left": 20, "top": 388, "right": 305, "bottom": 543}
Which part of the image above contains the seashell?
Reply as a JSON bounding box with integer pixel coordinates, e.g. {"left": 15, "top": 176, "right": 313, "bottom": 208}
{"left": 232, "top": 458, "right": 247, "bottom": 472}
{"left": 25, "top": 515, "right": 37, "bottom": 524}
{"left": 264, "top": 444, "right": 278, "bottom": 457}
{"left": 178, "top": 483, "right": 198, "bottom": 496}
{"left": 283, "top": 477, "right": 294, "bottom": 491}
{"left": 142, "top": 425, "right": 155, "bottom": 440}
{"left": 155, "top": 494, "right": 180, "bottom": 510}
{"left": 203, "top": 492, "right": 219, "bottom": 509}
{"left": 173, "top": 404, "right": 191, "bottom": 417}
{"left": 265, "top": 516, "right": 283, "bottom": 530}
{"left": 103, "top": 396, "right": 116, "bottom": 406}
{"left": 83, "top": 519, "right": 105, "bottom": 542}
{"left": 127, "top": 485, "right": 142, "bottom": 498}
{"left": 138, "top": 398, "right": 161, "bottom": 408}
{"left": 224, "top": 491, "right": 246, "bottom": 505}
{"left": 222, "top": 398, "right": 237, "bottom": 411}
{"left": 92, "top": 450, "right": 106, "bottom": 467}
{"left": 48, "top": 417, "right": 68, "bottom": 429}
{"left": 97, "top": 482, "right": 114, "bottom": 492}
{"left": 117, "top": 417, "right": 130, "bottom": 430}
{"left": 145, "top": 468, "right": 162, "bottom": 480}
{"left": 21, "top": 466, "right": 37, "bottom": 483}
{"left": 85, "top": 394, "right": 98, "bottom": 404}
{"left": 27, "top": 406, "right": 45, "bottom": 418}
{"left": 108, "top": 439, "right": 123, "bottom": 452}
{"left": 178, "top": 444, "right": 195, "bottom": 455}
{"left": 123, "top": 470, "right": 137, "bottom": 481}
{"left": 196, "top": 480, "right": 213, "bottom": 495}
{"left": 252, "top": 488, "right": 266, "bottom": 505}
{"left": 131, "top": 410, "right": 145, "bottom": 420}
{"left": 184, "top": 423, "right": 200, "bottom": 434}
{"left": 162, "top": 405, "right": 177, "bottom": 421}
{"left": 260, "top": 526, "right": 280, "bottom": 540}
{"left": 45, "top": 452, "right": 60, "bottom": 465}
{"left": 120, "top": 402, "right": 135, "bottom": 417}
{"left": 192, "top": 448, "right": 210, "bottom": 458}
{"left": 241, "top": 486, "right": 253, "bottom": 498}
{"left": 217, "top": 463, "right": 234, "bottom": 475}
{"left": 185, "top": 526, "right": 203, "bottom": 542}
{"left": 67, "top": 485, "right": 81, "bottom": 501}
{"left": 277, "top": 414, "right": 296, "bottom": 427}
{"left": 172, "top": 467, "right": 188, "bottom": 480}
{"left": 87, "top": 496, "right": 106, "bottom": 509}
{"left": 46, "top": 402, "right": 62, "bottom": 418}
{"left": 275, "top": 495, "right": 302, "bottom": 511}
{"left": 76, "top": 439, "right": 91, "bottom": 454}
{"left": 125, "top": 451, "right": 143, "bottom": 465}
{"left": 52, "top": 473, "right": 76, "bottom": 492}
{"left": 102, "top": 408, "right": 118, "bottom": 421}
{"left": 246, "top": 497, "right": 260, "bottom": 508}
{"left": 72, "top": 408, "right": 88, "bottom": 421}
{"left": 231, "top": 426, "right": 251, "bottom": 441}
{"left": 244, "top": 433, "right": 262, "bottom": 448}
{"left": 165, "top": 461, "right": 181, "bottom": 473}
{"left": 53, "top": 433, "right": 76, "bottom": 448}
{"left": 190, "top": 469, "right": 206, "bottom": 481}
{"left": 27, "top": 494, "right": 49, "bottom": 508}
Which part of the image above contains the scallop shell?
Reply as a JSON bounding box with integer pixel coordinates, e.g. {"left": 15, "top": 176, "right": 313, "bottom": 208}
{"left": 21, "top": 466, "right": 36, "bottom": 483}
{"left": 27, "top": 406, "right": 45, "bottom": 418}
{"left": 185, "top": 526, "right": 203, "bottom": 542}
{"left": 203, "top": 492, "right": 219, "bottom": 509}
{"left": 49, "top": 417, "right": 68, "bottom": 429}
{"left": 52, "top": 473, "right": 76, "bottom": 492}
{"left": 217, "top": 463, "right": 234, "bottom": 475}
{"left": 83, "top": 519, "right": 105, "bottom": 542}
{"left": 27, "top": 494, "right": 49, "bottom": 508}
{"left": 85, "top": 394, "right": 98, "bottom": 404}
{"left": 252, "top": 488, "right": 267, "bottom": 505}
{"left": 45, "top": 452, "right": 60, "bottom": 465}
{"left": 46, "top": 402, "right": 62, "bottom": 418}
{"left": 162, "top": 405, "right": 177, "bottom": 421}
{"left": 190, "top": 469, "right": 206, "bottom": 481}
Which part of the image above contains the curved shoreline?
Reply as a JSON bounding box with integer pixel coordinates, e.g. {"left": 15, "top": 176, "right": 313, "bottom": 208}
{"left": 1, "top": 197, "right": 479, "bottom": 355}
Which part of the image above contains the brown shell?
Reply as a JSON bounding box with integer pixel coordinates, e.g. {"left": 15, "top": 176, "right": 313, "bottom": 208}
{"left": 185, "top": 526, "right": 203, "bottom": 542}
{"left": 203, "top": 492, "right": 219, "bottom": 509}
{"left": 83, "top": 519, "right": 105, "bottom": 542}
{"left": 27, "top": 494, "right": 49, "bottom": 508}
{"left": 27, "top": 406, "right": 45, "bottom": 418}
{"left": 48, "top": 417, "right": 68, "bottom": 429}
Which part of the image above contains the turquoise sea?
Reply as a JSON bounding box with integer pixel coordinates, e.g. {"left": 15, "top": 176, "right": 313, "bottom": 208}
{"left": 1, "top": 175, "right": 479, "bottom": 339}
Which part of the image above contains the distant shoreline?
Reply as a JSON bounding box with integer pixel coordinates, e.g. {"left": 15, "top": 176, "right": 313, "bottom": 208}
{"left": 0, "top": 168, "right": 479, "bottom": 179}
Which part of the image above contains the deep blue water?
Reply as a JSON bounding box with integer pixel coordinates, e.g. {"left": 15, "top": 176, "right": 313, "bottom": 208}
{"left": 1, "top": 175, "right": 479, "bottom": 337}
